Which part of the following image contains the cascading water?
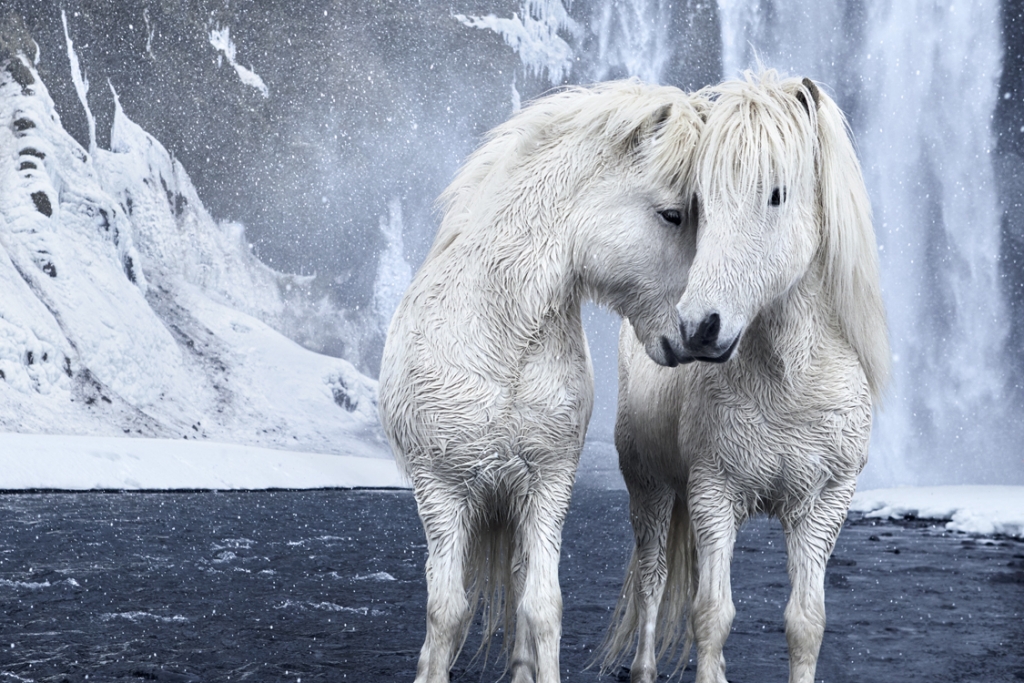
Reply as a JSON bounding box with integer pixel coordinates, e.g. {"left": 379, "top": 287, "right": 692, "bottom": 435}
{"left": 858, "top": 1, "right": 1012, "bottom": 485}
{"left": 373, "top": 198, "right": 412, "bottom": 333}
{"left": 715, "top": 0, "right": 1018, "bottom": 486}
{"left": 718, "top": 0, "right": 848, "bottom": 87}
{"left": 588, "top": 0, "right": 673, "bottom": 83}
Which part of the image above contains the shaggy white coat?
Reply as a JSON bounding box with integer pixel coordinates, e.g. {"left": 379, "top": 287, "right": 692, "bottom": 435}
{"left": 378, "top": 81, "right": 707, "bottom": 683}
{"left": 604, "top": 71, "right": 890, "bottom": 683}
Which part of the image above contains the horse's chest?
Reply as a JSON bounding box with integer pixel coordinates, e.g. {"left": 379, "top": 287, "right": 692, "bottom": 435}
{"left": 687, "top": 373, "right": 870, "bottom": 499}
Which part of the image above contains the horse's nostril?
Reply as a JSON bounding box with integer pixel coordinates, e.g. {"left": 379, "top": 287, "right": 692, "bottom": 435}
{"left": 698, "top": 313, "right": 720, "bottom": 346}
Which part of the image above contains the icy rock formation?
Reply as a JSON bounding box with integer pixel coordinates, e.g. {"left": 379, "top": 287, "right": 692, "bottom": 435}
{"left": 0, "top": 55, "right": 385, "bottom": 458}
{"left": 456, "top": 0, "right": 583, "bottom": 86}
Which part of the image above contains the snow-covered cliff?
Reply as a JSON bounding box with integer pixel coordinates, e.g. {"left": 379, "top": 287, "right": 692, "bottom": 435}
{"left": 0, "top": 54, "right": 387, "bottom": 459}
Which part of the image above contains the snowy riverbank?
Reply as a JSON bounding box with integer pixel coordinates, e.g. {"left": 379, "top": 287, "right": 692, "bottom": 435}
{"left": 0, "top": 432, "right": 403, "bottom": 490}
{"left": 851, "top": 485, "right": 1024, "bottom": 538}
{"left": 2, "top": 430, "right": 1021, "bottom": 542}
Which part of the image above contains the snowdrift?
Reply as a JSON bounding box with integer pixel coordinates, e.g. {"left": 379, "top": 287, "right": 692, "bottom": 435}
{"left": 0, "top": 432, "right": 401, "bottom": 490}
{"left": 851, "top": 486, "right": 1024, "bottom": 539}
{"left": 0, "top": 54, "right": 391, "bottom": 481}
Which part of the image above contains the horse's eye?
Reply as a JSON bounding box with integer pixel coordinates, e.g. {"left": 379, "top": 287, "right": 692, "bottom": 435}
{"left": 769, "top": 187, "right": 786, "bottom": 206}
{"left": 659, "top": 209, "right": 682, "bottom": 226}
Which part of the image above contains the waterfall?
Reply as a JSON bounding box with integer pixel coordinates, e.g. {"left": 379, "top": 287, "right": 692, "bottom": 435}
{"left": 859, "top": 1, "right": 1010, "bottom": 485}
{"left": 588, "top": 0, "right": 673, "bottom": 83}
{"left": 716, "top": 0, "right": 1015, "bottom": 486}
{"left": 373, "top": 198, "right": 412, "bottom": 334}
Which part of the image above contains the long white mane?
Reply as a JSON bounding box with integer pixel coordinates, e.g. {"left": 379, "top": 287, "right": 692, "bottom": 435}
{"left": 429, "top": 80, "right": 706, "bottom": 262}
{"left": 700, "top": 70, "right": 890, "bottom": 400}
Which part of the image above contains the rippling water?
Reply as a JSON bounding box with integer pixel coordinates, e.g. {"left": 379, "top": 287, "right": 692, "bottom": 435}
{"left": 0, "top": 489, "right": 1020, "bottom": 681}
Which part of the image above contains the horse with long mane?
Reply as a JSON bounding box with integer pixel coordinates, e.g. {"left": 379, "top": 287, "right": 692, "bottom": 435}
{"left": 603, "top": 71, "right": 889, "bottom": 683}
{"left": 378, "top": 81, "right": 707, "bottom": 683}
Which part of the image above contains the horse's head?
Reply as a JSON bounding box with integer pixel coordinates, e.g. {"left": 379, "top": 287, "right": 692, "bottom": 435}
{"left": 675, "top": 72, "right": 824, "bottom": 363}
{"left": 571, "top": 83, "right": 707, "bottom": 367}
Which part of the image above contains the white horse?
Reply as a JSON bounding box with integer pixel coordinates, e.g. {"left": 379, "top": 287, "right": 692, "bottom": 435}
{"left": 603, "top": 71, "right": 890, "bottom": 683}
{"left": 377, "top": 81, "right": 707, "bottom": 683}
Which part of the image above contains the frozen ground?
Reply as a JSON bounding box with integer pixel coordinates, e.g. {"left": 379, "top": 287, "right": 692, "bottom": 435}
{"left": 2, "top": 429, "right": 1022, "bottom": 547}
{"left": 0, "top": 433, "right": 403, "bottom": 490}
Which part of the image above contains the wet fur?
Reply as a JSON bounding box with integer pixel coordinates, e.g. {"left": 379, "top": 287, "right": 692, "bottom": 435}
{"left": 604, "top": 71, "right": 889, "bottom": 683}
{"left": 378, "top": 80, "right": 707, "bottom": 683}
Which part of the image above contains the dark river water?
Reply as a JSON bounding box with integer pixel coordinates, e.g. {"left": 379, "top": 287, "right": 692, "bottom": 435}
{"left": 0, "top": 488, "right": 1021, "bottom": 682}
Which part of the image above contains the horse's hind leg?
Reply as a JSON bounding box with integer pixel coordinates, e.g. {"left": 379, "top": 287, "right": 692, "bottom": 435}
{"left": 414, "top": 495, "right": 472, "bottom": 683}
{"left": 509, "top": 473, "right": 574, "bottom": 683}
{"left": 780, "top": 484, "right": 856, "bottom": 683}
{"left": 623, "top": 478, "right": 677, "bottom": 683}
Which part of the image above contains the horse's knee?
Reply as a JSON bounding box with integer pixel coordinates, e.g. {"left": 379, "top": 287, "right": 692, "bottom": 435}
{"left": 784, "top": 592, "right": 825, "bottom": 648}
{"left": 692, "top": 592, "right": 735, "bottom": 647}
{"left": 518, "top": 586, "right": 562, "bottom": 635}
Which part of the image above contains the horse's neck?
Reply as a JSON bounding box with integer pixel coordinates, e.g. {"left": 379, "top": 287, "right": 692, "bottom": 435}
{"left": 430, "top": 144, "right": 598, "bottom": 355}
{"left": 455, "top": 226, "right": 585, "bottom": 350}
{"left": 740, "top": 258, "right": 843, "bottom": 385}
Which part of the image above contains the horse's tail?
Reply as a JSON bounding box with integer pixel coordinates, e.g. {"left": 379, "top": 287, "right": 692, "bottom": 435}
{"left": 462, "top": 519, "right": 517, "bottom": 668}
{"left": 599, "top": 494, "right": 697, "bottom": 677}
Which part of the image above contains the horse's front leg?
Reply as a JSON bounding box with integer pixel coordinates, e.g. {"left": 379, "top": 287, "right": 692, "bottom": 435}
{"left": 780, "top": 483, "right": 856, "bottom": 683}
{"left": 414, "top": 491, "right": 472, "bottom": 683}
{"left": 510, "top": 472, "right": 574, "bottom": 683}
{"left": 688, "top": 481, "right": 738, "bottom": 683}
{"left": 623, "top": 477, "right": 677, "bottom": 683}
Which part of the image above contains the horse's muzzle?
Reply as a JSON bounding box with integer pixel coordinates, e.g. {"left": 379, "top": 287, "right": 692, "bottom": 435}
{"left": 680, "top": 313, "right": 741, "bottom": 363}
{"left": 692, "top": 333, "right": 740, "bottom": 363}
{"left": 658, "top": 336, "right": 697, "bottom": 367}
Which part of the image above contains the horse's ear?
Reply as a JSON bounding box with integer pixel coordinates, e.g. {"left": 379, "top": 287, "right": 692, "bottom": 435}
{"left": 796, "top": 77, "right": 820, "bottom": 116}
{"left": 649, "top": 103, "right": 673, "bottom": 131}
{"left": 627, "top": 103, "right": 673, "bottom": 152}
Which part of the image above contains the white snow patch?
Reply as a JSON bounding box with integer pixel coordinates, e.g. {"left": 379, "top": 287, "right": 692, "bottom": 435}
{"left": 213, "top": 538, "right": 256, "bottom": 550}
{"left": 851, "top": 486, "right": 1024, "bottom": 538}
{"left": 208, "top": 25, "right": 269, "bottom": 97}
{"left": 287, "top": 535, "right": 348, "bottom": 547}
{"left": 61, "top": 11, "right": 96, "bottom": 154}
{"left": 274, "top": 600, "right": 368, "bottom": 615}
{"left": 0, "top": 433, "right": 405, "bottom": 490}
{"left": 0, "top": 58, "right": 393, "bottom": 480}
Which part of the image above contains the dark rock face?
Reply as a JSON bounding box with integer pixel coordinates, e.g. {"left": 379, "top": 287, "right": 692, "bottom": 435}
{"left": 30, "top": 189, "right": 51, "bottom": 216}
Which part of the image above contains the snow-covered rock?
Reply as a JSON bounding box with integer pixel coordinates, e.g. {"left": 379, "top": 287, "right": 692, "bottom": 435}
{"left": 0, "top": 54, "right": 389, "bottom": 472}
{"left": 851, "top": 486, "right": 1024, "bottom": 538}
